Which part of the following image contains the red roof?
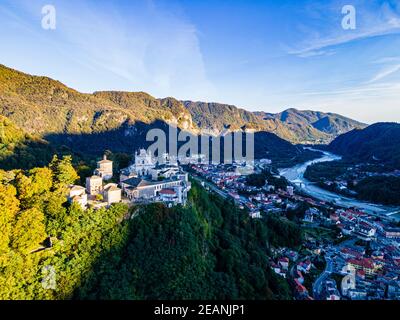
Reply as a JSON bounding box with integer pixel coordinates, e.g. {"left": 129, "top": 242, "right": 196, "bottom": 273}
{"left": 341, "top": 248, "right": 362, "bottom": 258}
{"left": 159, "top": 189, "right": 176, "bottom": 195}
{"left": 348, "top": 258, "right": 374, "bottom": 270}
{"left": 357, "top": 270, "right": 366, "bottom": 277}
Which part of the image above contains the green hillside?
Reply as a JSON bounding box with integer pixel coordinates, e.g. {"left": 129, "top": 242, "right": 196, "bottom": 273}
{"left": 0, "top": 64, "right": 364, "bottom": 146}
{"left": 328, "top": 122, "right": 400, "bottom": 168}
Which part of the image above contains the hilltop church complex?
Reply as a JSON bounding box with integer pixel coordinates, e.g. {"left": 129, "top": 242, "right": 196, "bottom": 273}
{"left": 67, "top": 149, "right": 191, "bottom": 210}
{"left": 120, "top": 149, "right": 191, "bottom": 206}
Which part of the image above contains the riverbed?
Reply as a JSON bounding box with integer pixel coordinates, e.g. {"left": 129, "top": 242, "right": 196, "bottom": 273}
{"left": 279, "top": 149, "right": 400, "bottom": 221}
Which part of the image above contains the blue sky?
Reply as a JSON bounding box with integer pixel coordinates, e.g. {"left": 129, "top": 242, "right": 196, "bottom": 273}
{"left": 0, "top": 0, "right": 400, "bottom": 123}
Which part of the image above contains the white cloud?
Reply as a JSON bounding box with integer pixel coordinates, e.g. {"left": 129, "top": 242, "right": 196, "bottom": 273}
{"left": 289, "top": 2, "right": 400, "bottom": 57}
{"left": 368, "top": 64, "right": 400, "bottom": 83}
{"left": 296, "top": 49, "right": 336, "bottom": 58}
{"left": 6, "top": 0, "right": 215, "bottom": 100}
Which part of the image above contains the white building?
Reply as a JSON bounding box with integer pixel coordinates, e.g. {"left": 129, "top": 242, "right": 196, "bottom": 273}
{"left": 121, "top": 172, "right": 191, "bottom": 206}
{"left": 341, "top": 265, "right": 356, "bottom": 297}
{"left": 150, "top": 164, "right": 180, "bottom": 181}
{"left": 120, "top": 150, "right": 192, "bottom": 206}
{"left": 94, "top": 155, "right": 113, "bottom": 180}
{"left": 68, "top": 185, "right": 88, "bottom": 209}
{"left": 131, "top": 149, "right": 156, "bottom": 176}
{"left": 103, "top": 183, "right": 122, "bottom": 205}
{"left": 250, "top": 210, "right": 261, "bottom": 219}
{"left": 86, "top": 175, "right": 103, "bottom": 196}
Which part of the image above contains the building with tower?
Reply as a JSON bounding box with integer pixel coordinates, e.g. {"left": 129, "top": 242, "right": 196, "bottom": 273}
{"left": 94, "top": 155, "right": 113, "bottom": 180}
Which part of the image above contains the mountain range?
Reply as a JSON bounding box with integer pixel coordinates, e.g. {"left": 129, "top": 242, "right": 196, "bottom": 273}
{"left": 184, "top": 101, "right": 366, "bottom": 144}
{"left": 0, "top": 64, "right": 366, "bottom": 146}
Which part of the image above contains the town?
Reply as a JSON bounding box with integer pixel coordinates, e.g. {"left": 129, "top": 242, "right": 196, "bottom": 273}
{"left": 66, "top": 149, "right": 400, "bottom": 300}
{"left": 189, "top": 159, "right": 400, "bottom": 300}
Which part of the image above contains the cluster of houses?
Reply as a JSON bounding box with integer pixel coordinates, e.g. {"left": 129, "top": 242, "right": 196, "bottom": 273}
{"left": 338, "top": 243, "right": 400, "bottom": 299}
{"left": 330, "top": 209, "right": 400, "bottom": 242}
{"left": 68, "top": 149, "right": 192, "bottom": 210}
{"left": 313, "top": 208, "right": 400, "bottom": 300}
{"left": 267, "top": 203, "right": 400, "bottom": 300}
{"left": 270, "top": 248, "right": 315, "bottom": 300}
{"left": 270, "top": 248, "right": 299, "bottom": 276}
{"left": 293, "top": 258, "right": 314, "bottom": 300}
{"left": 190, "top": 162, "right": 290, "bottom": 218}
{"left": 68, "top": 155, "right": 122, "bottom": 210}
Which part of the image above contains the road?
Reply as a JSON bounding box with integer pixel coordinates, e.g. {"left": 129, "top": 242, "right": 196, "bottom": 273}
{"left": 312, "top": 255, "right": 333, "bottom": 300}
{"left": 191, "top": 175, "right": 229, "bottom": 199}
{"left": 311, "top": 239, "right": 356, "bottom": 299}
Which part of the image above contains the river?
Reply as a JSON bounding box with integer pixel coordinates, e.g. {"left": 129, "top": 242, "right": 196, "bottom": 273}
{"left": 279, "top": 149, "right": 400, "bottom": 221}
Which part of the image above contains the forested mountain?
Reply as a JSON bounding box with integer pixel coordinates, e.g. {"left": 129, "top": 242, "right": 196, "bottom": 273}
{"left": 0, "top": 64, "right": 197, "bottom": 137}
{"left": 182, "top": 100, "right": 266, "bottom": 132}
{"left": 0, "top": 64, "right": 363, "bottom": 146}
{"left": 255, "top": 108, "right": 366, "bottom": 144}
{"left": 184, "top": 101, "right": 365, "bottom": 144}
{"left": 0, "top": 64, "right": 324, "bottom": 167}
{"left": 328, "top": 122, "right": 400, "bottom": 168}
{"left": 0, "top": 155, "right": 300, "bottom": 299}
{"left": 0, "top": 115, "right": 55, "bottom": 170}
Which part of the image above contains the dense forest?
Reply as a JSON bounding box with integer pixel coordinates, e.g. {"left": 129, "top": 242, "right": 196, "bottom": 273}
{"left": 0, "top": 155, "right": 131, "bottom": 299}
{"left": 77, "top": 181, "right": 300, "bottom": 299}
{"left": 328, "top": 122, "right": 400, "bottom": 168}
{"left": 304, "top": 161, "right": 400, "bottom": 205}
{"left": 246, "top": 170, "right": 289, "bottom": 190}
{"left": 0, "top": 64, "right": 364, "bottom": 147}
{"left": 0, "top": 153, "right": 301, "bottom": 300}
{"left": 353, "top": 176, "right": 400, "bottom": 206}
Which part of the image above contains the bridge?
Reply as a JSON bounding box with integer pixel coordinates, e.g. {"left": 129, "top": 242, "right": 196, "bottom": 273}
{"left": 291, "top": 179, "right": 305, "bottom": 188}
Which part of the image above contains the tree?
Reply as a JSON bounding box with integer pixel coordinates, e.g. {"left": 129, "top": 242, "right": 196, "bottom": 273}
{"left": 29, "top": 167, "right": 53, "bottom": 195}
{"left": 14, "top": 168, "right": 53, "bottom": 210}
{"left": 50, "top": 155, "right": 79, "bottom": 187}
{"left": 15, "top": 173, "right": 34, "bottom": 209}
{"left": 0, "top": 184, "right": 20, "bottom": 254}
{"left": 11, "top": 208, "right": 47, "bottom": 254}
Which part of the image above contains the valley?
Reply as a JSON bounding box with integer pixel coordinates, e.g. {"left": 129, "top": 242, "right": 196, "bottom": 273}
{"left": 1, "top": 63, "right": 400, "bottom": 301}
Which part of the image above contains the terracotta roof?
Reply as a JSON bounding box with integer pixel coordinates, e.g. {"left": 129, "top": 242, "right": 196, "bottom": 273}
{"left": 348, "top": 258, "right": 375, "bottom": 270}
{"left": 159, "top": 189, "right": 176, "bottom": 195}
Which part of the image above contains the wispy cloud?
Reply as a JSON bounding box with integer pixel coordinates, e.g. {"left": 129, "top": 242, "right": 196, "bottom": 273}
{"left": 296, "top": 49, "right": 336, "bottom": 58}
{"left": 301, "top": 81, "right": 400, "bottom": 98}
{"left": 5, "top": 0, "right": 215, "bottom": 99}
{"left": 289, "top": 1, "right": 400, "bottom": 58}
{"left": 368, "top": 63, "right": 400, "bottom": 83}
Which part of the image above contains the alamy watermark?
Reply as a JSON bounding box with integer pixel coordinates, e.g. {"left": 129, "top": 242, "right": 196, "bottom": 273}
{"left": 342, "top": 5, "right": 356, "bottom": 30}
{"left": 41, "top": 5, "right": 56, "bottom": 30}
{"left": 145, "top": 125, "right": 255, "bottom": 166}
{"left": 41, "top": 265, "right": 57, "bottom": 290}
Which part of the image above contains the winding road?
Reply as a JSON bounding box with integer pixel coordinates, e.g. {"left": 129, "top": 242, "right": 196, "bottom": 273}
{"left": 312, "top": 255, "right": 333, "bottom": 300}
